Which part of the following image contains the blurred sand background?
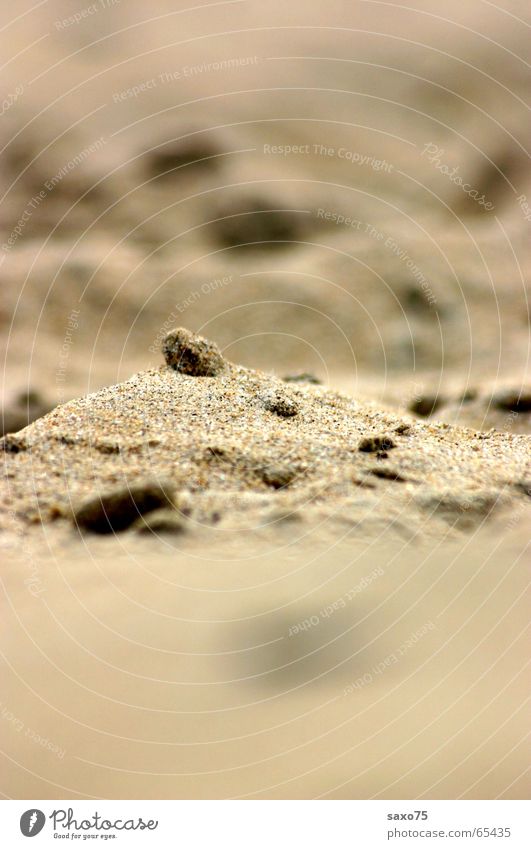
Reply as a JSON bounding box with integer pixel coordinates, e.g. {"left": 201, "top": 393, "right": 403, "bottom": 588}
{"left": 0, "top": 0, "right": 529, "bottom": 799}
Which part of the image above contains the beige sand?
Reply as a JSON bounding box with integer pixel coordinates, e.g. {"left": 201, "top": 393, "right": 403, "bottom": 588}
{"left": 2, "top": 330, "right": 529, "bottom": 538}
{"left": 1, "top": 0, "right": 529, "bottom": 802}
{"left": 1, "top": 332, "right": 529, "bottom": 799}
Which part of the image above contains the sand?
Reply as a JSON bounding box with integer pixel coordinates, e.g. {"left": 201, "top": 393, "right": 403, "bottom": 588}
{"left": 1, "top": 334, "right": 529, "bottom": 799}
{"left": 1, "top": 0, "right": 530, "bottom": 802}
{"left": 2, "top": 329, "right": 529, "bottom": 541}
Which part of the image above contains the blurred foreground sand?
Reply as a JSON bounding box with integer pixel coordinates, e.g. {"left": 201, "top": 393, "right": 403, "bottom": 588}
{"left": 1, "top": 521, "right": 529, "bottom": 799}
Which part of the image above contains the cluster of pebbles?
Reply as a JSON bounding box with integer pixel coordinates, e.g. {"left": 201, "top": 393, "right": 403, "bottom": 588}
{"left": 1, "top": 329, "right": 530, "bottom": 538}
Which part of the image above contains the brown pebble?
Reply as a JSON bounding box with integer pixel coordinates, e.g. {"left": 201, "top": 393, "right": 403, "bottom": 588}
{"left": 0, "top": 434, "right": 28, "bottom": 453}
{"left": 370, "top": 467, "right": 406, "bottom": 482}
{"left": 146, "top": 136, "right": 222, "bottom": 179}
{"left": 358, "top": 435, "right": 395, "bottom": 453}
{"left": 73, "top": 480, "right": 173, "bottom": 534}
{"left": 261, "top": 389, "right": 299, "bottom": 418}
{"left": 282, "top": 373, "right": 322, "bottom": 385}
{"left": 394, "top": 423, "right": 412, "bottom": 435}
{"left": 261, "top": 464, "right": 297, "bottom": 489}
{"left": 491, "top": 389, "right": 531, "bottom": 414}
{"left": 409, "top": 395, "right": 443, "bottom": 417}
{"left": 162, "top": 328, "right": 226, "bottom": 377}
{"left": 94, "top": 441, "right": 121, "bottom": 454}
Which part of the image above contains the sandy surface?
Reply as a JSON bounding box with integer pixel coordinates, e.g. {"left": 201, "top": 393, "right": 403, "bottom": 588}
{"left": 1, "top": 332, "right": 530, "bottom": 537}
{"left": 1, "top": 333, "right": 530, "bottom": 799}
{"left": 0, "top": 0, "right": 530, "bottom": 801}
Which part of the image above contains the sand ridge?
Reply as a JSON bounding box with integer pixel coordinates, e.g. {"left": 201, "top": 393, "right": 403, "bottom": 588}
{"left": 1, "top": 329, "right": 529, "bottom": 538}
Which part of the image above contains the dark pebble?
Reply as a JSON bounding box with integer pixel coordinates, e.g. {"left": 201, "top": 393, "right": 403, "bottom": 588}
{"left": 146, "top": 136, "right": 222, "bottom": 179}
{"left": 261, "top": 464, "right": 297, "bottom": 489}
{"left": 162, "top": 327, "right": 226, "bottom": 377}
{"left": 491, "top": 389, "right": 531, "bottom": 414}
{"left": 73, "top": 480, "right": 173, "bottom": 534}
{"left": 409, "top": 395, "right": 443, "bottom": 417}
{"left": 358, "top": 435, "right": 395, "bottom": 453}
{"left": 261, "top": 390, "right": 299, "bottom": 418}
{"left": 394, "top": 423, "right": 412, "bottom": 434}
{"left": 0, "top": 434, "right": 28, "bottom": 453}
{"left": 370, "top": 468, "right": 406, "bottom": 482}
{"left": 94, "top": 441, "right": 121, "bottom": 454}
{"left": 282, "top": 373, "right": 322, "bottom": 385}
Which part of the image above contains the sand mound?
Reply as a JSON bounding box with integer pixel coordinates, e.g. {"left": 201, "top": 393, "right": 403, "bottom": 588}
{"left": 2, "top": 329, "right": 529, "bottom": 539}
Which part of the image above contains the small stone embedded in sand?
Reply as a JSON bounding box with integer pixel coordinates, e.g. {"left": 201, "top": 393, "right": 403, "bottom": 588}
{"left": 370, "top": 467, "right": 406, "bottom": 482}
{"left": 283, "top": 373, "right": 322, "bottom": 385}
{"left": 73, "top": 480, "right": 173, "bottom": 534}
{"left": 358, "top": 435, "right": 395, "bottom": 453}
{"left": 261, "top": 464, "right": 297, "bottom": 489}
{"left": 162, "top": 327, "right": 226, "bottom": 377}
{"left": 0, "top": 434, "right": 28, "bottom": 453}
{"left": 260, "top": 389, "right": 299, "bottom": 418}
{"left": 94, "top": 440, "right": 121, "bottom": 455}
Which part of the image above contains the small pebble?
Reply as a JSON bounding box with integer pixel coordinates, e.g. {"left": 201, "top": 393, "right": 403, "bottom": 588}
{"left": 370, "top": 468, "right": 406, "bottom": 482}
{"left": 0, "top": 434, "right": 28, "bottom": 453}
{"left": 162, "top": 327, "right": 226, "bottom": 377}
{"left": 491, "top": 389, "right": 531, "bottom": 413}
{"left": 282, "top": 373, "right": 322, "bottom": 385}
{"left": 260, "top": 389, "right": 299, "bottom": 418}
{"left": 147, "top": 136, "right": 221, "bottom": 178}
{"left": 261, "top": 464, "right": 297, "bottom": 489}
{"left": 94, "top": 441, "right": 121, "bottom": 455}
{"left": 74, "top": 480, "right": 173, "bottom": 534}
{"left": 409, "top": 395, "right": 442, "bottom": 417}
{"left": 358, "top": 435, "right": 395, "bottom": 453}
{"left": 394, "top": 423, "right": 411, "bottom": 435}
